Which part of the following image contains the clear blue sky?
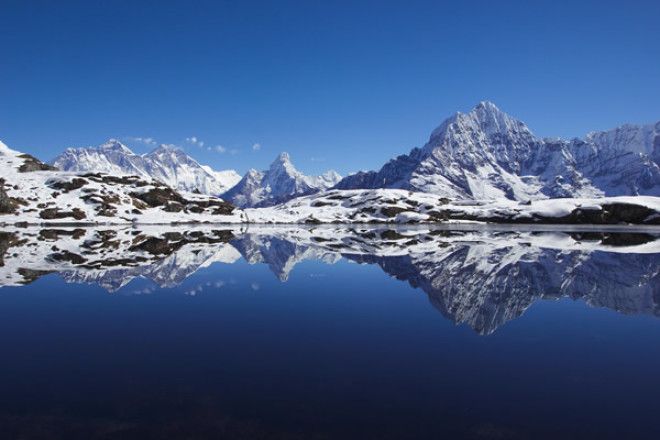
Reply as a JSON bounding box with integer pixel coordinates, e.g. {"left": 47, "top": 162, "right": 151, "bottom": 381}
{"left": 1, "top": 0, "right": 658, "bottom": 175}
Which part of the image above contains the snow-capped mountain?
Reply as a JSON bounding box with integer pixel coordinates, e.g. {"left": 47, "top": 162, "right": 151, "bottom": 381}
{"left": 52, "top": 139, "right": 241, "bottom": 195}
{"left": 335, "top": 101, "right": 660, "bottom": 199}
{"left": 222, "top": 152, "right": 341, "bottom": 207}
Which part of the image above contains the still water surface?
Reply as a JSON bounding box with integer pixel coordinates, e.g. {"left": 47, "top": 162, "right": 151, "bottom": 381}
{"left": 0, "top": 225, "right": 659, "bottom": 439}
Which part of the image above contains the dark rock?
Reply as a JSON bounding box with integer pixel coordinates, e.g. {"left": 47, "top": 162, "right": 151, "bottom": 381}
{"left": 312, "top": 201, "right": 334, "bottom": 207}
{"left": 131, "top": 187, "right": 186, "bottom": 207}
{"left": 17, "top": 154, "right": 58, "bottom": 172}
{"left": 48, "top": 178, "right": 88, "bottom": 192}
{"left": 39, "top": 208, "right": 87, "bottom": 220}
{"left": 380, "top": 230, "right": 406, "bottom": 240}
{"left": 0, "top": 179, "right": 18, "bottom": 214}
{"left": 47, "top": 250, "right": 87, "bottom": 265}
{"left": 380, "top": 206, "right": 407, "bottom": 218}
{"left": 163, "top": 202, "right": 184, "bottom": 213}
{"left": 17, "top": 268, "right": 54, "bottom": 284}
{"left": 39, "top": 229, "right": 86, "bottom": 240}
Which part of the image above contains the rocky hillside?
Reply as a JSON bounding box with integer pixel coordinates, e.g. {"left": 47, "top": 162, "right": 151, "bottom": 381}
{"left": 0, "top": 141, "right": 245, "bottom": 225}
{"left": 247, "top": 188, "right": 660, "bottom": 225}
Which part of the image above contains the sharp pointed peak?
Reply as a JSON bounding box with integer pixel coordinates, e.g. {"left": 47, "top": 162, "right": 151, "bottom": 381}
{"left": 269, "top": 152, "right": 297, "bottom": 170}
{"left": 273, "top": 151, "right": 292, "bottom": 163}
{"left": 473, "top": 100, "right": 501, "bottom": 112}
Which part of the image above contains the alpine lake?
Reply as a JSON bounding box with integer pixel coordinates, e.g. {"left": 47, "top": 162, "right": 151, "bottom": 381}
{"left": 0, "top": 223, "right": 659, "bottom": 439}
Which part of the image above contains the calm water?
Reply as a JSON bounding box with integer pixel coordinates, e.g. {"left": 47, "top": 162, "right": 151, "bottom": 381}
{"left": 0, "top": 225, "right": 659, "bottom": 439}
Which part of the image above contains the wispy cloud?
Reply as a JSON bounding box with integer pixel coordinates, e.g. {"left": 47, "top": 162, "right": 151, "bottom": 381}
{"left": 186, "top": 136, "right": 205, "bottom": 148}
{"left": 252, "top": 143, "right": 261, "bottom": 151}
{"left": 214, "top": 145, "right": 227, "bottom": 153}
{"left": 125, "top": 136, "right": 157, "bottom": 146}
{"left": 310, "top": 156, "right": 326, "bottom": 162}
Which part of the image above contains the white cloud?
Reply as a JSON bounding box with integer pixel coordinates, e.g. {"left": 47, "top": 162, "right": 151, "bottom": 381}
{"left": 186, "top": 136, "right": 205, "bottom": 148}
{"left": 214, "top": 145, "right": 227, "bottom": 153}
{"left": 252, "top": 143, "right": 261, "bottom": 151}
{"left": 310, "top": 157, "right": 326, "bottom": 162}
{"left": 126, "top": 136, "right": 157, "bottom": 145}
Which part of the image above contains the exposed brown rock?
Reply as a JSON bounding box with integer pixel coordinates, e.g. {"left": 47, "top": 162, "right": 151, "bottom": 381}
{"left": 17, "top": 154, "right": 58, "bottom": 172}
{"left": 39, "top": 208, "right": 87, "bottom": 221}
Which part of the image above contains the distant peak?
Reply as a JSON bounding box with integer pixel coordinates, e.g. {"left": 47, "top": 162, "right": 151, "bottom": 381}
{"left": 275, "top": 152, "right": 291, "bottom": 163}
{"left": 146, "top": 144, "right": 188, "bottom": 158}
{"left": 98, "top": 139, "right": 134, "bottom": 154}
{"left": 474, "top": 100, "right": 500, "bottom": 111}
{"left": 269, "top": 152, "right": 296, "bottom": 170}
{"left": 151, "top": 143, "right": 181, "bottom": 152}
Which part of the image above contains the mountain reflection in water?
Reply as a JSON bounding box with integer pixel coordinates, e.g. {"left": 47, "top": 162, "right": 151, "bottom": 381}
{"left": 1, "top": 225, "right": 658, "bottom": 335}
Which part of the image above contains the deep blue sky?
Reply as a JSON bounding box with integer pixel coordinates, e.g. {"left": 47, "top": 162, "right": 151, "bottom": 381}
{"left": 1, "top": 0, "right": 658, "bottom": 175}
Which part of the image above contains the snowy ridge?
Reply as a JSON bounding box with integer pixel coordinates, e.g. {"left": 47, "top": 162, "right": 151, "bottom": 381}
{"left": 245, "top": 189, "right": 660, "bottom": 225}
{"left": 52, "top": 139, "right": 241, "bottom": 195}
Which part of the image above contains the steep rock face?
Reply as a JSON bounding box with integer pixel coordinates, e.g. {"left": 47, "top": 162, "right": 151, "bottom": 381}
{"left": 52, "top": 140, "right": 241, "bottom": 196}
{"left": 335, "top": 102, "right": 659, "bottom": 200}
{"left": 569, "top": 122, "right": 660, "bottom": 196}
{"left": 222, "top": 152, "right": 341, "bottom": 207}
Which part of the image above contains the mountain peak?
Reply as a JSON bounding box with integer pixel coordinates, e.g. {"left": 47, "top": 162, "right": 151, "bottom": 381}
{"left": 148, "top": 143, "right": 183, "bottom": 154}
{"left": 269, "top": 152, "right": 297, "bottom": 175}
{"left": 473, "top": 100, "right": 501, "bottom": 113}
{"left": 98, "top": 139, "right": 134, "bottom": 154}
{"left": 274, "top": 152, "right": 292, "bottom": 163}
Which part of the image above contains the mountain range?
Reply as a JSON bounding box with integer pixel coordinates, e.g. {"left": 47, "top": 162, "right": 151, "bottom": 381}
{"left": 335, "top": 101, "right": 660, "bottom": 200}
{"left": 52, "top": 140, "right": 242, "bottom": 195}
{"left": 52, "top": 140, "right": 342, "bottom": 207}
{"left": 21, "top": 101, "right": 660, "bottom": 209}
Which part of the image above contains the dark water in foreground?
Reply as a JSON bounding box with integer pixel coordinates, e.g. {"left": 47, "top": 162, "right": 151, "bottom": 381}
{"left": 0, "top": 225, "right": 659, "bottom": 439}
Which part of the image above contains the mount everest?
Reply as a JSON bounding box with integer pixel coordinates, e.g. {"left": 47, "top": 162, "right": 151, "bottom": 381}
{"left": 52, "top": 140, "right": 241, "bottom": 196}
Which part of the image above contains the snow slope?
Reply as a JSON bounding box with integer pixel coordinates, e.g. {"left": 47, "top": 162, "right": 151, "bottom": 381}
{"left": 1, "top": 140, "right": 245, "bottom": 224}
{"left": 245, "top": 189, "right": 660, "bottom": 225}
